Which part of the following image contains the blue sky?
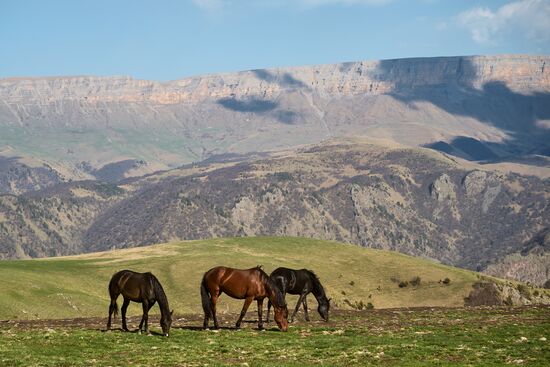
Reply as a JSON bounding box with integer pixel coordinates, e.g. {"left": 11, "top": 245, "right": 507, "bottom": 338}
{"left": 1, "top": 0, "right": 549, "bottom": 80}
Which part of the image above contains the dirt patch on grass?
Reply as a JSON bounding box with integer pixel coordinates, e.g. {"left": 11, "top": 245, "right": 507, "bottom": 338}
{"left": 2, "top": 307, "right": 548, "bottom": 333}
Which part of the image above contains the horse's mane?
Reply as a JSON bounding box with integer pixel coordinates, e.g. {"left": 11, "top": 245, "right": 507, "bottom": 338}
{"left": 307, "top": 270, "right": 327, "bottom": 301}
{"left": 147, "top": 273, "right": 171, "bottom": 317}
{"left": 256, "top": 267, "right": 286, "bottom": 308}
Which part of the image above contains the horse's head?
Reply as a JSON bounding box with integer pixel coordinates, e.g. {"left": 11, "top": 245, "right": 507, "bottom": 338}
{"left": 268, "top": 279, "right": 289, "bottom": 332}
{"left": 318, "top": 297, "right": 331, "bottom": 322}
{"left": 273, "top": 304, "right": 289, "bottom": 332}
{"left": 161, "top": 310, "right": 173, "bottom": 337}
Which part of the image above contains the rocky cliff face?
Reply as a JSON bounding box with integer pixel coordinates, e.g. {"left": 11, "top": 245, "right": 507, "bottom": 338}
{"left": 1, "top": 55, "right": 549, "bottom": 194}
{"left": 2, "top": 55, "right": 548, "bottom": 105}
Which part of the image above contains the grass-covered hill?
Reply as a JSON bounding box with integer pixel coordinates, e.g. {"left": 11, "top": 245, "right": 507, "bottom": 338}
{"left": 0, "top": 236, "right": 489, "bottom": 320}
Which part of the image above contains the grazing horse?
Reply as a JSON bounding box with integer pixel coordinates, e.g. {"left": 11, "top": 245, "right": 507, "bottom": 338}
{"left": 200, "top": 266, "right": 289, "bottom": 331}
{"left": 106, "top": 270, "right": 173, "bottom": 336}
{"left": 267, "top": 267, "right": 331, "bottom": 323}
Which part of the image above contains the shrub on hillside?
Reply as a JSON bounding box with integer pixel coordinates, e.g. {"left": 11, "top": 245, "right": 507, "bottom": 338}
{"left": 410, "top": 276, "right": 421, "bottom": 287}
{"left": 516, "top": 284, "right": 531, "bottom": 300}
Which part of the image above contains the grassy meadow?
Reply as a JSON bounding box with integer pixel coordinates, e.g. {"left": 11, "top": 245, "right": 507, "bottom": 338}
{"left": 0, "top": 237, "right": 480, "bottom": 320}
{"left": 0, "top": 237, "right": 549, "bottom": 366}
{"left": 0, "top": 307, "right": 548, "bottom": 366}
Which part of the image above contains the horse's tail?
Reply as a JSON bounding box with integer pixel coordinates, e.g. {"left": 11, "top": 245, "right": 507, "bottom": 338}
{"left": 108, "top": 272, "right": 120, "bottom": 318}
{"left": 111, "top": 300, "right": 119, "bottom": 318}
{"left": 200, "top": 277, "right": 212, "bottom": 319}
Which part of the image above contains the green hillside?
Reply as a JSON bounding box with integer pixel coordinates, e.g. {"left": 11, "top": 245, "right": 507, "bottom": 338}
{"left": 0, "top": 237, "right": 482, "bottom": 320}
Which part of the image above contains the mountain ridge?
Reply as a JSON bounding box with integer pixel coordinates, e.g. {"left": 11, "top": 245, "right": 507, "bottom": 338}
{"left": 1, "top": 54, "right": 549, "bottom": 191}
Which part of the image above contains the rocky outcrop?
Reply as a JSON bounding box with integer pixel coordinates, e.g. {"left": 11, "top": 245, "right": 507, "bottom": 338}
{"left": 485, "top": 228, "right": 550, "bottom": 287}
{"left": 430, "top": 174, "right": 456, "bottom": 202}
{"left": 464, "top": 281, "right": 550, "bottom": 306}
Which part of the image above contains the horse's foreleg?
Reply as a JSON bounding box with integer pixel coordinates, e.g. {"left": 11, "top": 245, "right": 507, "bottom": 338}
{"left": 121, "top": 298, "right": 130, "bottom": 332}
{"left": 139, "top": 301, "right": 155, "bottom": 331}
{"left": 291, "top": 294, "right": 305, "bottom": 323}
{"left": 257, "top": 299, "right": 264, "bottom": 330}
{"left": 236, "top": 296, "right": 253, "bottom": 329}
{"left": 266, "top": 299, "right": 271, "bottom": 323}
{"left": 303, "top": 295, "right": 310, "bottom": 321}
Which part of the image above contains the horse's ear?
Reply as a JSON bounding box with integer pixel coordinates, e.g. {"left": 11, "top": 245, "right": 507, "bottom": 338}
{"left": 328, "top": 298, "right": 332, "bottom": 302}
{"left": 170, "top": 309, "right": 174, "bottom": 316}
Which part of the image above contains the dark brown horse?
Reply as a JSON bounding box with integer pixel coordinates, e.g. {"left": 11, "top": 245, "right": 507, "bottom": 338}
{"left": 266, "top": 267, "right": 331, "bottom": 323}
{"left": 200, "top": 266, "right": 289, "bottom": 331}
{"left": 107, "top": 270, "right": 173, "bottom": 336}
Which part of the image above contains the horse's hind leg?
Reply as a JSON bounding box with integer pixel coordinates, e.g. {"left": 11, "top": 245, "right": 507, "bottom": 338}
{"left": 211, "top": 292, "right": 220, "bottom": 330}
{"left": 203, "top": 311, "right": 209, "bottom": 330}
{"left": 236, "top": 296, "right": 253, "bottom": 329}
{"left": 121, "top": 298, "right": 131, "bottom": 332}
{"left": 302, "top": 296, "right": 310, "bottom": 322}
{"left": 107, "top": 295, "right": 118, "bottom": 330}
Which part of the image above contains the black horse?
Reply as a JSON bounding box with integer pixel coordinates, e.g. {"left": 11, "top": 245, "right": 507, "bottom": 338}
{"left": 106, "top": 270, "right": 173, "bottom": 336}
{"left": 266, "top": 267, "right": 331, "bottom": 323}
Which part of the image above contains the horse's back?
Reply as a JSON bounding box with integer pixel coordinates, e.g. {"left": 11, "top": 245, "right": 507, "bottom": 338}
{"left": 204, "top": 266, "right": 265, "bottom": 279}
{"left": 109, "top": 270, "right": 154, "bottom": 301}
{"left": 203, "top": 265, "right": 268, "bottom": 299}
{"left": 270, "top": 267, "right": 316, "bottom": 294}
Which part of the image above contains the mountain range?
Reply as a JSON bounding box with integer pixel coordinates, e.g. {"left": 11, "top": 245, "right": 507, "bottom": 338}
{"left": 0, "top": 55, "right": 548, "bottom": 286}
{"left": 1, "top": 55, "right": 549, "bottom": 191}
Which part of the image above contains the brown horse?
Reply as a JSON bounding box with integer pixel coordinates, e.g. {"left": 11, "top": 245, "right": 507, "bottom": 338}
{"left": 107, "top": 270, "right": 173, "bottom": 336}
{"left": 200, "top": 266, "right": 289, "bottom": 331}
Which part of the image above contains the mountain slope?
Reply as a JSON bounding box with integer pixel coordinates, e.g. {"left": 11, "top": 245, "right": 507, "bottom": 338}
{"left": 1, "top": 55, "right": 549, "bottom": 191}
{"left": 1, "top": 138, "right": 548, "bottom": 285}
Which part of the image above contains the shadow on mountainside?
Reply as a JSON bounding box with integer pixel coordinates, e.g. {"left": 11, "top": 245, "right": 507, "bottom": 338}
{"left": 375, "top": 57, "right": 550, "bottom": 162}
{"left": 215, "top": 69, "right": 309, "bottom": 125}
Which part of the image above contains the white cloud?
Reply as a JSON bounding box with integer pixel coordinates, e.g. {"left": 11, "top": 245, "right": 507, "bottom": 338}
{"left": 457, "top": 0, "right": 550, "bottom": 44}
